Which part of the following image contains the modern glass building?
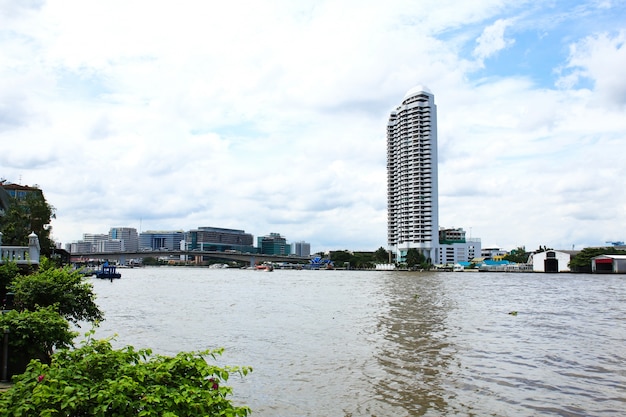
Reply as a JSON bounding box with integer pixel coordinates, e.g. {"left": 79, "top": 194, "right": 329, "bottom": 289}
{"left": 187, "top": 227, "right": 255, "bottom": 253}
{"left": 258, "top": 233, "right": 291, "bottom": 255}
{"left": 139, "top": 230, "right": 185, "bottom": 251}
{"left": 387, "top": 86, "right": 439, "bottom": 263}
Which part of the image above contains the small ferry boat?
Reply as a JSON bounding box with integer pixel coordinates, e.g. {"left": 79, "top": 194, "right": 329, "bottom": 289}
{"left": 255, "top": 264, "right": 274, "bottom": 272}
{"left": 95, "top": 264, "right": 121, "bottom": 280}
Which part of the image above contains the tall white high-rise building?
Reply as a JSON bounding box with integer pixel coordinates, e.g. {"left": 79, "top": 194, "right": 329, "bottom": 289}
{"left": 387, "top": 86, "right": 439, "bottom": 262}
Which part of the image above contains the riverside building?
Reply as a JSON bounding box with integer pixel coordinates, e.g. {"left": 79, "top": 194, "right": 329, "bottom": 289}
{"left": 387, "top": 86, "right": 439, "bottom": 263}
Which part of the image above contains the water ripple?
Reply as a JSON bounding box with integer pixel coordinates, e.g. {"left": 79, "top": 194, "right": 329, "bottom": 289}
{"left": 84, "top": 269, "right": 626, "bottom": 416}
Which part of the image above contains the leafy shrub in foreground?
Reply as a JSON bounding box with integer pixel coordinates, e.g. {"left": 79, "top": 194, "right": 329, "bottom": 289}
{"left": 0, "top": 305, "right": 76, "bottom": 377}
{"left": 11, "top": 264, "right": 103, "bottom": 324}
{"left": 0, "top": 335, "right": 252, "bottom": 416}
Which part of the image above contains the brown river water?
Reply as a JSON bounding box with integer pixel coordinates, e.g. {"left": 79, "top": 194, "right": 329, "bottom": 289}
{"left": 86, "top": 267, "right": 625, "bottom": 416}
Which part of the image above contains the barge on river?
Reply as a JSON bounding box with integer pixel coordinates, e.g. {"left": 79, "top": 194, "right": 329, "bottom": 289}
{"left": 95, "top": 264, "right": 121, "bottom": 280}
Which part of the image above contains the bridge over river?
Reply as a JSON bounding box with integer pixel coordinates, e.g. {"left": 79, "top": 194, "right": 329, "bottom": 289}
{"left": 70, "top": 250, "right": 311, "bottom": 266}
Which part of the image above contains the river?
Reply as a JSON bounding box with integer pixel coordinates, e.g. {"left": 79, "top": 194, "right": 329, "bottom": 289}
{"left": 85, "top": 267, "right": 625, "bottom": 416}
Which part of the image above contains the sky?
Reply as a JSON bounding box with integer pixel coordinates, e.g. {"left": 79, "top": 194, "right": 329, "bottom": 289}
{"left": 1, "top": 0, "right": 626, "bottom": 253}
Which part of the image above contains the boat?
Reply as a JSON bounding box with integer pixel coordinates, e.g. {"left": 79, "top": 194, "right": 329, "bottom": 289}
{"left": 95, "top": 264, "right": 121, "bottom": 280}
{"left": 255, "top": 264, "right": 274, "bottom": 272}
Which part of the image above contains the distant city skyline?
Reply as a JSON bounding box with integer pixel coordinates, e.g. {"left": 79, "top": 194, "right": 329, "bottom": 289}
{"left": 66, "top": 225, "right": 311, "bottom": 257}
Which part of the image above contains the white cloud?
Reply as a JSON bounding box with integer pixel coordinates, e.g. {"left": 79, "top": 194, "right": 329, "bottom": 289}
{"left": 558, "top": 30, "right": 626, "bottom": 107}
{"left": 473, "top": 18, "right": 516, "bottom": 65}
{"left": 1, "top": 0, "right": 626, "bottom": 252}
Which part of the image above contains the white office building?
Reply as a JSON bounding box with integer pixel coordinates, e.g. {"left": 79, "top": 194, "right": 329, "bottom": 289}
{"left": 108, "top": 227, "right": 139, "bottom": 252}
{"left": 437, "top": 227, "right": 482, "bottom": 264}
{"left": 291, "top": 241, "right": 311, "bottom": 257}
{"left": 387, "top": 86, "right": 439, "bottom": 263}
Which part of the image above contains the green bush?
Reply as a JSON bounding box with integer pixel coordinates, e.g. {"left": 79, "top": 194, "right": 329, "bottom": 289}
{"left": 0, "top": 262, "right": 19, "bottom": 293}
{"left": 0, "top": 306, "right": 76, "bottom": 377}
{"left": 11, "top": 265, "right": 103, "bottom": 324}
{"left": 0, "top": 335, "right": 252, "bottom": 416}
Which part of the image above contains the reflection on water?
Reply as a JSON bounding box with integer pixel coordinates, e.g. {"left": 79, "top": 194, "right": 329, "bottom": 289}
{"left": 375, "top": 273, "right": 454, "bottom": 416}
{"left": 86, "top": 268, "right": 626, "bottom": 416}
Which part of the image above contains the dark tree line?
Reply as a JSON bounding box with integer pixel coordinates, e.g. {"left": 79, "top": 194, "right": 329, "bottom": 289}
{"left": 0, "top": 188, "right": 56, "bottom": 257}
{"left": 328, "top": 247, "right": 390, "bottom": 268}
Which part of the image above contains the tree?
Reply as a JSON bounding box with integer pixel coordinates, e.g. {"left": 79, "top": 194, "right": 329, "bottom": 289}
{"left": 0, "top": 337, "right": 252, "bottom": 416}
{"left": 373, "top": 247, "right": 389, "bottom": 263}
{"left": 405, "top": 248, "right": 426, "bottom": 269}
{"left": 10, "top": 263, "right": 103, "bottom": 324}
{"left": 0, "top": 260, "right": 103, "bottom": 374}
{"left": 330, "top": 250, "right": 352, "bottom": 264}
{"left": 0, "top": 188, "right": 56, "bottom": 256}
{"left": 351, "top": 252, "right": 374, "bottom": 269}
{"left": 0, "top": 306, "right": 76, "bottom": 376}
{"left": 504, "top": 246, "right": 529, "bottom": 264}
{"left": 0, "top": 262, "right": 19, "bottom": 302}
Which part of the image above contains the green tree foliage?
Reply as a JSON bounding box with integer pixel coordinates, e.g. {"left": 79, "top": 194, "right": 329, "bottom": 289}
{"left": 373, "top": 247, "right": 389, "bottom": 263}
{"left": 0, "top": 261, "right": 102, "bottom": 373}
{"left": 504, "top": 246, "right": 529, "bottom": 264}
{"left": 0, "top": 336, "right": 252, "bottom": 417}
{"left": 0, "top": 189, "right": 56, "bottom": 256}
{"left": 351, "top": 252, "right": 374, "bottom": 269}
{"left": 569, "top": 246, "right": 626, "bottom": 272}
{"left": 10, "top": 264, "right": 103, "bottom": 324}
{"left": 330, "top": 250, "right": 352, "bottom": 264}
{"left": 405, "top": 248, "right": 427, "bottom": 269}
{"left": 142, "top": 256, "right": 163, "bottom": 266}
{"left": 328, "top": 250, "right": 380, "bottom": 269}
{"left": 0, "top": 306, "right": 76, "bottom": 375}
{"left": 0, "top": 262, "right": 19, "bottom": 297}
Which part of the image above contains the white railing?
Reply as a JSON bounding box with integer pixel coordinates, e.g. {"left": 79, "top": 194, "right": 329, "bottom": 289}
{"left": 1, "top": 247, "right": 32, "bottom": 263}
{"left": 0, "top": 232, "right": 40, "bottom": 265}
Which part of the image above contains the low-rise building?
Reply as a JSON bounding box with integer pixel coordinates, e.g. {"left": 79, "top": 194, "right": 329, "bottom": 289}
{"left": 437, "top": 227, "right": 481, "bottom": 264}
{"left": 591, "top": 254, "right": 626, "bottom": 273}
{"left": 528, "top": 250, "right": 577, "bottom": 272}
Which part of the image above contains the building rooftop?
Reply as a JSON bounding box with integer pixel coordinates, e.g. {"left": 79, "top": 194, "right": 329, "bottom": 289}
{"left": 403, "top": 85, "right": 432, "bottom": 100}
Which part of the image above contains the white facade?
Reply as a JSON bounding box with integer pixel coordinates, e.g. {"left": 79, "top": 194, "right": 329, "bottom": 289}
{"left": 387, "top": 86, "right": 439, "bottom": 262}
{"left": 529, "top": 250, "right": 572, "bottom": 272}
{"left": 97, "top": 239, "right": 124, "bottom": 252}
{"left": 291, "top": 241, "right": 311, "bottom": 257}
{"left": 438, "top": 239, "right": 482, "bottom": 264}
{"left": 109, "top": 227, "right": 139, "bottom": 252}
{"left": 481, "top": 246, "right": 507, "bottom": 260}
